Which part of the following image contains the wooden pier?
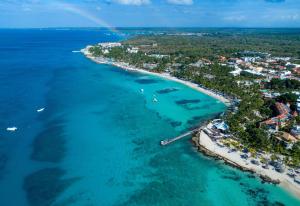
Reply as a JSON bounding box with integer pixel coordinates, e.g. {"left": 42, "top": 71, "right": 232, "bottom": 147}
{"left": 160, "top": 128, "right": 199, "bottom": 146}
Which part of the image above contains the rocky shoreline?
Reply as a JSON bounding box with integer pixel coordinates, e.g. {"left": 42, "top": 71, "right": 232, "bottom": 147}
{"left": 192, "top": 129, "right": 300, "bottom": 199}
{"left": 192, "top": 136, "right": 280, "bottom": 185}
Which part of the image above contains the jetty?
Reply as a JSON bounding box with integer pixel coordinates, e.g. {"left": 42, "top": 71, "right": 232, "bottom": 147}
{"left": 160, "top": 128, "right": 199, "bottom": 146}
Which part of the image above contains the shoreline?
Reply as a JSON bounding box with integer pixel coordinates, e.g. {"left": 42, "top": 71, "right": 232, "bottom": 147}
{"left": 192, "top": 129, "right": 300, "bottom": 200}
{"left": 81, "top": 46, "right": 300, "bottom": 200}
{"left": 81, "top": 46, "right": 231, "bottom": 106}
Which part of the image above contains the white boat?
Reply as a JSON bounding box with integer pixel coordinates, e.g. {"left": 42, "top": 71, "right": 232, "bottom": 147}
{"left": 37, "top": 108, "right": 45, "bottom": 112}
{"left": 140, "top": 89, "right": 144, "bottom": 94}
{"left": 153, "top": 98, "right": 158, "bottom": 103}
{"left": 6, "top": 127, "right": 17, "bottom": 132}
{"left": 72, "top": 50, "right": 80, "bottom": 53}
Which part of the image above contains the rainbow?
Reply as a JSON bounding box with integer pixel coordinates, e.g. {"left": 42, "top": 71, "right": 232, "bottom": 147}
{"left": 52, "top": 2, "right": 119, "bottom": 34}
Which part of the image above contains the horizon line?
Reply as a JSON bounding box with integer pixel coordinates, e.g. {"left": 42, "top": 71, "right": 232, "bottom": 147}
{"left": 0, "top": 26, "right": 300, "bottom": 29}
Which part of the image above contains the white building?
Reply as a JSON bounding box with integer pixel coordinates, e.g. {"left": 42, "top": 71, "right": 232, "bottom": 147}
{"left": 127, "top": 47, "right": 139, "bottom": 54}
{"left": 98, "top": 42, "right": 122, "bottom": 48}
{"left": 230, "top": 67, "right": 242, "bottom": 76}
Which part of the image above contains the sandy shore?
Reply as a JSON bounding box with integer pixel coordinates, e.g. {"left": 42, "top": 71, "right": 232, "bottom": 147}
{"left": 194, "top": 129, "right": 300, "bottom": 199}
{"left": 81, "top": 46, "right": 231, "bottom": 106}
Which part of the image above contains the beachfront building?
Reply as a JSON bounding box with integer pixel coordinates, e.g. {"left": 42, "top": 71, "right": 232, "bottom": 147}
{"left": 98, "top": 42, "right": 122, "bottom": 48}
{"left": 212, "top": 119, "right": 229, "bottom": 133}
{"left": 143, "top": 63, "right": 157, "bottom": 70}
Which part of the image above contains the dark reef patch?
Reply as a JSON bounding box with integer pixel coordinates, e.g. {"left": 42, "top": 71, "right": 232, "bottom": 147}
{"left": 187, "top": 116, "right": 205, "bottom": 125}
{"left": 164, "top": 118, "right": 182, "bottom": 128}
{"left": 135, "top": 78, "right": 159, "bottom": 84}
{"left": 184, "top": 106, "right": 202, "bottom": 111}
{"left": 170, "top": 121, "right": 182, "bottom": 128}
{"left": 23, "top": 168, "right": 80, "bottom": 206}
{"left": 243, "top": 187, "right": 275, "bottom": 206}
{"left": 132, "top": 138, "right": 145, "bottom": 146}
{"left": 0, "top": 153, "right": 8, "bottom": 171}
{"left": 0, "top": 153, "right": 8, "bottom": 180}
{"left": 220, "top": 169, "right": 241, "bottom": 182}
{"left": 31, "top": 120, "right": 66, "bottom": 163}
{"left": 247, "top": 174, "right": 256, "bottom": 179}
{"left": 221, "top": 174, "right": 241, "bottom": 181}
{"left": 156, "top": 88, "right": 179, "bottom": 94}
{"left": 273, "top": 201, "right": 286, "bottom": 206}
{"left": 175, "top": 99, "right": 201, "bottom": 105}
{"left": 175, "top": 99, "right": 202, "bottom": 110}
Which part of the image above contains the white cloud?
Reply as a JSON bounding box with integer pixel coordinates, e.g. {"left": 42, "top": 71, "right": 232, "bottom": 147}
{"left": 279, "top": 14, "right": 299, "bottom": 21}
{"left": 112, "top": 0, "right": 150, "bottom": 5}
{"left": 223, "top": 15, "right": 246, "bottom": 22}
{"left": 262, "top": 9, "right": 300, "bottom": 22}
{"left": 167, "top": 0, "right": 193, "bottom": 5}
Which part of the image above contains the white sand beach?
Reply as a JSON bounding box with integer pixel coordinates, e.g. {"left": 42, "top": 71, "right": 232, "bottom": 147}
{"left": 81, "top": 46, "right": 231, "bottom": 106}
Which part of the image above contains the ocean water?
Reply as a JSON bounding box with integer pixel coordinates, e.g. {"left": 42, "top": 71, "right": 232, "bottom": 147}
{"left": 0, "top": 29, "right": 299, "bottom": 206}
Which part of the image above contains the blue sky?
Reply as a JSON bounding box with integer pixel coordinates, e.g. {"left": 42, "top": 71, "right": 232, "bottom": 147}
{"left": 0, "top": 0, "right": 299, "bottom": 28}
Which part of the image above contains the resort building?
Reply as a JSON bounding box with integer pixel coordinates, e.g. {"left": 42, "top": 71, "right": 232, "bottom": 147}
{"left": 143, "top": 63, "right": 157, "bottom": 70}
{"left": 261, "top": 102, "right": 291, "bottom": 131}
{"left": 98, "top": 42, "right": 122, "bottom": 48}
{"left": 211, "top": 119, "right": 229, "bottom": 133}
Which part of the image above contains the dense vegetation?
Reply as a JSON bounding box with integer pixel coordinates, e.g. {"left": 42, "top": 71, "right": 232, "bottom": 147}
{"left": 124, "top": 30, "right": 300, "bottom": 60}
{"left": 266, "top": 79, "right": 300, "bottom": 91}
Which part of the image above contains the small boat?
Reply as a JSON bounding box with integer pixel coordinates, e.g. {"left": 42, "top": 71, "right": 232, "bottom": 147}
{"left": 6, "top": 127, "right": 17, "bottom": 132}
{"left": 72, "top": 50, "right": 80, "bottom": 53}
{"left": 153, "top": 97, "right": 158, "bottom": 103}
{"left": 140, "top": 89, "right": 144, "bottom": 94}
{"left": 37, "top": 108, "right": 45, "bottom": 112}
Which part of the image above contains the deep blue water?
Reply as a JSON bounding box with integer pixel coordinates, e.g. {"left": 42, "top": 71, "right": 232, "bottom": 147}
{"left": 0, "top": 29, "right": 299, "bottom": 206}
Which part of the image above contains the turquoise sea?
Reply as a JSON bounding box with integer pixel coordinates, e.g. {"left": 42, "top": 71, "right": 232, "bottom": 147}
{"left": 0, "top": 28, "right": 299, "bottom": 206}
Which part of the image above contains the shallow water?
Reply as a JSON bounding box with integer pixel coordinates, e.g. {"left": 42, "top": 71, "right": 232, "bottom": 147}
{"left": 0, "top": 29, "right": 299, "bottom": 206}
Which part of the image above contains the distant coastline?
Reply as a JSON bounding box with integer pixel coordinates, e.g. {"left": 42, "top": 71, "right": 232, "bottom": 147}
{"left": 81, "top": 46, "right": 231, "bottom": 106}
